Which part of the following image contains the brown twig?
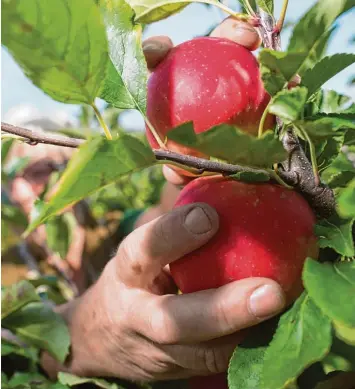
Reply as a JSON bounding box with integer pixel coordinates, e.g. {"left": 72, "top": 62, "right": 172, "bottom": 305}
{"left": 1, "top": 121, "right": 273, "bottom": 178}
{"left": 1, "top": 121, "right": 336, "bottom": 217}
{"left": 1, "top": 122, "right": 84, "bottom": 148}
{"left": 155, "top": 149, "right": 272, "bottom": 177}
{"left": 255, "top": 9, "right": 335, "bottom": 218}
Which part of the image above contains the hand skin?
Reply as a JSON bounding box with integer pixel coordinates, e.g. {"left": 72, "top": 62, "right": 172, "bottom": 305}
{"left": 42, "top": 203, "right": 286, "bottom": 381}
{"left": 41, "top": 18, "right": 287, "bottom": 382}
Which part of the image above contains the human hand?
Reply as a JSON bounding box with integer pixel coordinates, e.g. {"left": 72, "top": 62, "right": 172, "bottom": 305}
{"left": 42, "top": 203, "right": 285, "bottom": 381}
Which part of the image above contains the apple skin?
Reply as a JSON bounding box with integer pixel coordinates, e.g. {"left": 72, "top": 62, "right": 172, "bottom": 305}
{"left": 146, "top": 37, "right": 274, "bottom": 157}
{"left": 170, "top": 176, "right": 319, "bottom": 304}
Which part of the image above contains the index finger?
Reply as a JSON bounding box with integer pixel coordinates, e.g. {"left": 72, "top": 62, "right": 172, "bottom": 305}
{"left": 132, "top": 278, "right": 285, "bottom": 344}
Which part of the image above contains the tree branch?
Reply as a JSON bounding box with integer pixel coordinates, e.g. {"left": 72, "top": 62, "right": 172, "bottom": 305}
{"left": 1, "top": 121, "right": 273, "bottom": 178}
{"left": 1, "top": 121, "right": 335, "bottom": 217}
{"left": 1, "top": 122, "right": 84, "bottom": 148}
{"left": 155, "top": 149, "right": 271, "bottom": 177}
{"left": 255, "top": 9, "right": 335, "bottom": 218}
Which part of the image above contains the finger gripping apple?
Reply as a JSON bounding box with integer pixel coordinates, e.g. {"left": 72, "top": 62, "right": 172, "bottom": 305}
{"left": 146, "top": 37, "right": 274, "bottom": 157}
{"left": 170, "top": 176, "right": 319, "bottom": 304}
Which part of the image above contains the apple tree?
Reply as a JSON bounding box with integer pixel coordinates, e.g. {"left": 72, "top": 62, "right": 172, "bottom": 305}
{"left": 1, "top": 0, "right": 355, "bottom": 388}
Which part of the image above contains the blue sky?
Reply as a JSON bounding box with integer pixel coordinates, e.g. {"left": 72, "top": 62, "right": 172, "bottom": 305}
{"left": 1, "top": 0, "right": 354, "bottom": 129}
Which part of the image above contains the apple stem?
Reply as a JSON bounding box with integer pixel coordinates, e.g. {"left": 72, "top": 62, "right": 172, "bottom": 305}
{"left": 294, "top": 125, "right": 320, "bottom": 186}
{"left": 91, "top": 103, "right": 113, "bottom": 140}
{"left": 276, "top": 0, "right": 289, "bottom": 33}
{"left": 144, "top": 117, "right": 167, "bottom": 149}
{"left": 258, "top": 104, "right": 271, "bottom": 138}
{"left": 266, "top": 169, "right": 293, "bottom": 190}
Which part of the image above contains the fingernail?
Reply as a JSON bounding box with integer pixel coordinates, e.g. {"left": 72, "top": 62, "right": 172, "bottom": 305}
{"left": 142, "top": 42, "right": 161, "bottom": 52}
{"left": 249, "top": 284, "right": 285, "bottom": 319}
{"left": 184, "top": 206, "right": 212, "bottom": 235}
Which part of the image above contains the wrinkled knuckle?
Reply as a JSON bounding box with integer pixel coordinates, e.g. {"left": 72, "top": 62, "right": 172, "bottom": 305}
{"left": 216, "top": 299, "right": 234, "bottom": 333}
{"left": 197, "top": 347, "right": 226, "bottom": 374}
{"left": 148, "top": 301, "right": 180, "bottom": 344}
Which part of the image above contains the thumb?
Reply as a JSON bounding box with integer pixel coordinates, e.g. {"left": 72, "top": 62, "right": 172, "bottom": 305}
{"left": 210, "top": 17, "right": 261, "bottom": 51}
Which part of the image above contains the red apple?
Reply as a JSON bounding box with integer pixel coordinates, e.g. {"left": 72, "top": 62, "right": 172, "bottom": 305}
{"left": 170, "top": 176, "right": 319, "bottom": 304}
{"left": 146, "top": 37, "right": 274, "bottom": 159}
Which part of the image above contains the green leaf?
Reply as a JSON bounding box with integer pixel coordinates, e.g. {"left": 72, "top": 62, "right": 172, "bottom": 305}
{"left": 1, "top": 139, "right": 14, "bottom": 165}
{"left": 288, "top": 0, "right": 354, "bottom": 54}
{"left": 1, "top": 340, "right": 39, "bottom": 362}
{"left": 318, "top": 90, "right": 354, "bottom": 114}
{"left": 303, "top": 259, "right": 355, "bottom": 327}
{"left": 1, "top": 281, "right": 40, "bottom": 320}
{"left": 25, "top": 135, "right": 155, "bottom": 233}
{"left": 259, "top": 50, "right": 303, "bottom": 96}
{"left": 256, "top": 0, "right": 273, "bottom": 15}
{"left": 99, "top": 0, "right": 147, "bottom": 113}
{"left": 308, "top": 113, "right": 355, "bottom": 129}
{"left": 126, "top": 0, "right": 222, "bottom": 23}
{"left": 45, "top": 213, "right": 77, "bottom": 259}
{"left": 296, "top": 26, "right": 336, "bottom": 76}
{"left": 321, "top": 146, "right": 355, "bottom": 188}
{"left": 1, "top": 203, "right": 28, "bottom": 228}
{"left": 99, "top": 61, "right": 137, "bottom": 110}
{"left": 167, "top": 123, "right": 287, "bottom": 167}
{"left": 268, "top": 87, "right": 308, "bottom": 122}
{"left": 334, "top": 321, "right": 355, "bottom": 346}
{"left": 2, "top": 302, "right": 70, "bottom": 363}
{"left": 302, "top": 54, "right": 355, "bottom": 98}
{"left": 1, "top": 202, "right": 28, "bottom": 252}
{"left": 322, "top": 337, "right": 355, "bottom": 374}
{"left": 8, "top": 373, "right": 49, "bottom": 388}
{"left": 126, "top": 0, "right": 189, "bottom": 23}
{"left": 316, "top": 134, "right": 345, "bottom": 176}
{"left": 314, "top": 214, "right": 354, "bottom": 257}
{"left": 262, "top": 293, "right": 332, "bottom": 389}
{"left": 260, "top": 0, "right": 354, "bottom": 96}
{"left": 58, "top": 372, "right": 122, "bottom": 389}
{"left": 322, "top": 353, "right": 354, "bottom": 374}
{"left": 3, "top": 157, "right": 31, "bottom": 180}
{"left": 296, "top": 117, "right": 354, "bottom": 140}
{"left": 228, "top": 320, "right": 277, "bottom": 389}
{"left": 2, "top": 0, "right": 108, "bottom": 104}
{"left": 2, "top": 372, "right": 8, "bottom": 384}
{"left": 338, "top": 178, "right": 355, "bottom": 219}
{"left": 229, "top": 345, "right": 265, "bottom": 389}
